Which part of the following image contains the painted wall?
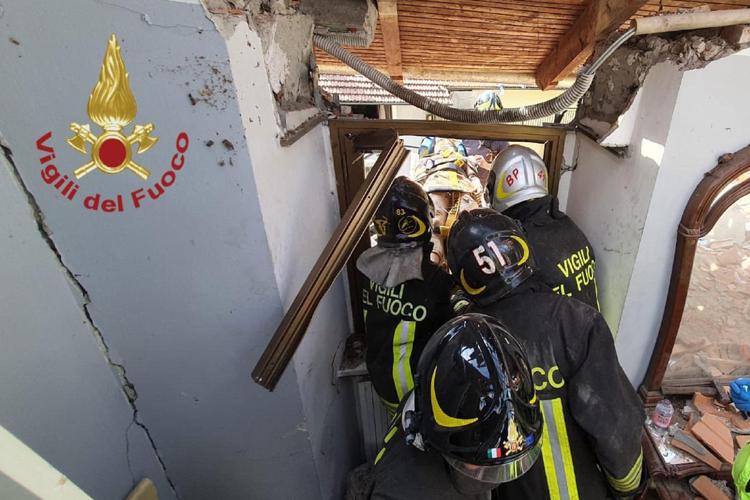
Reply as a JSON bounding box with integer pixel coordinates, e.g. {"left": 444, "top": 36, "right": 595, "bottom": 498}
{"left": 225, "top": 22, "right": 359, "bottom": 500}
{"left": 616, "top": 48, "right": 750, "bottom": 385}
{"left": 566, "top": 50, "right": 750, "bottom": 385}
{"left": 566, "top": 63, "right": 683, "bottom": 338}
{"left": 0, "top": 1, "right": 356, "bottom": 499}
{"left": 0, "top": 150, "right": 173, "bottom": 500}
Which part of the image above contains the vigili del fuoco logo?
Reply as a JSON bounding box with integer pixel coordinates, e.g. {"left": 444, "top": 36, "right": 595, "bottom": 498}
{"left": 35, "top": 34, "right": 190, "bottom": 212}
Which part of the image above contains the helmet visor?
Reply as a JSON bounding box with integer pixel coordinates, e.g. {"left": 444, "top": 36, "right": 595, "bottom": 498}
{"left": 443, "top": 440, "right": 541, "bottom": 484}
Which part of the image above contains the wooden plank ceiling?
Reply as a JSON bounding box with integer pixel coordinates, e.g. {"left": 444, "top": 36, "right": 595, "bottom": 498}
{"left": 314, "top": 0, "right": 750, "bottom": 89}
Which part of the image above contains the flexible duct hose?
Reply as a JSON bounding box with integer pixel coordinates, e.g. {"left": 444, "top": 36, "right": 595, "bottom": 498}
{"left": 314, "top": 28, "right": 635, "bottom": 123}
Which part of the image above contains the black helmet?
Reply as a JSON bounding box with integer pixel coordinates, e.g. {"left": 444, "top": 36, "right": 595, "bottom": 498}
{"left": 405, "top": 313, "right": 541, "bottom": 484}
{"left": 446, "top": 209, "right": 534, "bottom": 305}
{"left": 374, "top": 176, "right": 432, "bottom": 247}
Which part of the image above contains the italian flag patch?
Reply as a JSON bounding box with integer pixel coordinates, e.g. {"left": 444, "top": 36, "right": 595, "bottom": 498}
{"left": 487, "top": 448, "right": 502, "bottom": 459}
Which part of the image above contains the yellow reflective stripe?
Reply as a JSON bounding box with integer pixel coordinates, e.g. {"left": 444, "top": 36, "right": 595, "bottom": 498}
{"left": 606, "top": 450, "right": 643, "bottom": 492}
{"left": 374, "top": 446, "right": 386, "bottom": 465}
{"left": 384, "top": 425, "right": 398, "bottom": 444}
{"left": 551, "top": 398, "right": 579, "bottom": 500}
{"left": 392, "top": 321, "right": 416, "bottom": 401}
{"left": 540, "top": 412, "right": 561, "bottom": 500}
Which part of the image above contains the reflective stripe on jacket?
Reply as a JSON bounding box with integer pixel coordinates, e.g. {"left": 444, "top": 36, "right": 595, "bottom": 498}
{"left": 479, "top": 279, "right": 644, "bottom": 499}
{"left": 360, "top": 259, "right": 453, "bottom": 405}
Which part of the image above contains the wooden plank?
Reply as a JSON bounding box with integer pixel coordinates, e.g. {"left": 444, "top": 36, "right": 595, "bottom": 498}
{"left": 379, "top": 0, "right": 403, "bottom": 81}
{"left": 536, "top": 0, "right": 649, "bottom": 89}
{"left": 690, "top": 475, "right": 731, "bottom": 500}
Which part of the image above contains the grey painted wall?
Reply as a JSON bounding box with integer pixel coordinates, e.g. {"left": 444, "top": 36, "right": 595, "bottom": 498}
{"left": 0, "top": 1, "right": 354, "bottom": 498}
{"left": 0, "top": 150, "right": 174, "bottom": 500}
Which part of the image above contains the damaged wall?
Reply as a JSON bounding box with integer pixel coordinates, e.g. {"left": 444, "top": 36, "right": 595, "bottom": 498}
{"left": 566, "top": 48, "right": 750, "bottom": 385}
{"left": 579, "top": 27, "right": 750, "bottom": 142}
{"left": 0, "top": 149, "right": 176, "bottom": 499}
{"left": 0, "top": 0, "right": 356, "bottom": 498}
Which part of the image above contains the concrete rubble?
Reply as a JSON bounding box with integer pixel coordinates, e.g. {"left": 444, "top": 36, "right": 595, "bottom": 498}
{"left": 579, "top": 26, "right": 750, "bottom": 140}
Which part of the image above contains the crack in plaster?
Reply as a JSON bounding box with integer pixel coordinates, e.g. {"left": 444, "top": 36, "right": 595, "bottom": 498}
{"left": 94, "top": 0, "right": 216, "bottom": 35}
{"left": 0, "top": 144, "right": 180, "bottom": 500}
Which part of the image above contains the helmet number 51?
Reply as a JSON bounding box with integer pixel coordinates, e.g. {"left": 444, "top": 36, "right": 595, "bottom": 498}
{"left": 472, "top": 241, "right": 507, "bottom": 275}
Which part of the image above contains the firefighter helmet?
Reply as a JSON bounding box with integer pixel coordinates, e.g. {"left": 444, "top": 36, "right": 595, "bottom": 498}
{"left": 488, "top": 145, "right": 548, "bottom": 212}
{"left": 446, "top": 209, "right": 534, "bottom": 305}
{"left": 474, "top": 90, "right": 504, "bottom": 111}
{"left": 406, "top": 313, "right": 542, "bottom": 484}
{"left": 374, "top": 176, "right": 432, "bottom": 247}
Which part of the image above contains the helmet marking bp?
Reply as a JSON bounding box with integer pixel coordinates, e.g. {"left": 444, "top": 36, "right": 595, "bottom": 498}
{"left": 489, "top": 145, "right": 548, "bottom": 212}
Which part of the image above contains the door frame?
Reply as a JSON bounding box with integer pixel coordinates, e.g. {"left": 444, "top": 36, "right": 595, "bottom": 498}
{"left": 328, "top": 118, "right": 569, "bottom": 334}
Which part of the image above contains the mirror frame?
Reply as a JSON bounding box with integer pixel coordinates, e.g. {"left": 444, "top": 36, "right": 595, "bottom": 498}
{"left": 640, "top": 145, "right": 750, "bottom": 403}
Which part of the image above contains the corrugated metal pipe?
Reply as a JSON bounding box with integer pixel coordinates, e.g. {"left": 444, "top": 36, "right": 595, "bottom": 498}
{"left": 313, "top": 29, "right": 635, "bottom": 123}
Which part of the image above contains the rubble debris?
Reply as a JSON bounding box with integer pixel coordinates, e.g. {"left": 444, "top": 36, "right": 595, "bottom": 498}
{"left": 579, "top": 26, "right": 750, "bottom": 140}
{"left": 205, "top": 140, "right": 214, "bottom": 147}
{"left": 672, "top": 428, "right": 722, "bottom": 470}
{"left": 690, "top": 475, "right": 731, "bottom": 500}
{"left": 692, "top": 413, "right": 735, "bottom": 463}
{"left": 222, "top": 139, "right": 234, "bottom": 151}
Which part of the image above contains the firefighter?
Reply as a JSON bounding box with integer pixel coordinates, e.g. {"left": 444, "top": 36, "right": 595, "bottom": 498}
{"left": 367, "top": 313, "right": 543, "bottom": 499}
{"left": 447, "top": 209, "right": 645, "bottom": 499}
{"left": 356, "top": 177, "right": 454, "bottom": 413}
{"left": 488, "top": 145, "right": 600, "bottom": 309}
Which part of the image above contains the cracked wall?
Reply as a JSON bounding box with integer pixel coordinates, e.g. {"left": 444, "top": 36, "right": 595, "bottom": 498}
{"left": 0, "top": 0, "right": 344, "bottom": 498}
{"left": 0, "top": 145, "right": 176, "bottom": 499}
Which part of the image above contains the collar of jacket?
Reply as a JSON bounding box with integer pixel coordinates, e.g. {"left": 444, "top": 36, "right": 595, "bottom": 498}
{"left": 503, "top": 195, "right": 566, "bottom": 226}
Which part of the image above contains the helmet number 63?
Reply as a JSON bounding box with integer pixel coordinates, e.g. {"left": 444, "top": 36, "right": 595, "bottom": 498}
{"left": 472, "top": 241, "right": 507, "bottom": 275}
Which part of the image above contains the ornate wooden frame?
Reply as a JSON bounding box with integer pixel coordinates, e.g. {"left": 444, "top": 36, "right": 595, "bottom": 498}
{"left": 640, "top": 145, "right": 750, "bottom": 402}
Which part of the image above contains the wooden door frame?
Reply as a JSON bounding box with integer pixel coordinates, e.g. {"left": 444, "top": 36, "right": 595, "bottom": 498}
{"left": 328, "top": 118, "right": 569, "bottom": 335}
{"left": 640, "top": 145, "right": 750, "bottom": 403}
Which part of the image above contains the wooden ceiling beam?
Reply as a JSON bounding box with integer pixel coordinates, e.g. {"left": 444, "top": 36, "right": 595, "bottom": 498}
{"left": 379, "top": 0, "right": 404, "bottom": 81}
{"left": 535, "top": 0, "right": 648, "bottom": 90}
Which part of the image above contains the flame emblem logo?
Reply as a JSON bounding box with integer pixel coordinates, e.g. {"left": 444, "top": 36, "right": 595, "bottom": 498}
{"left": 67, "top": 34, "right": 158, "bottom": 180}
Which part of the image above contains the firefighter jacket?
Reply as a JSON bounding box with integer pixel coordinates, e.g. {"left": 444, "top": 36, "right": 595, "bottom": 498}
{"left": 369, "top": 422, "right": 492, "bottom": 500}
{"left": 476, "top": 279, "right": 644, "bottom": 499}
{"left": 504, "top": 195, "right": 600, "bottom": 310}
{"left": 360, "top": 258, "right": 454, "bottom": 407}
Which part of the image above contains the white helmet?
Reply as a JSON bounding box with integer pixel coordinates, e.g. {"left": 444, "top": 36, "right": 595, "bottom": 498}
{"left": 488, "top": 145, "right": 548, "bottom": 212}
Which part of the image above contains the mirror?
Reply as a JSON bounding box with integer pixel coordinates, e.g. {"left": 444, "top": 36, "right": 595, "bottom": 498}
{"left": 642, "top": 146, "right": 750, "bottom": 400}
{"left": 665, "top": 193, "right": 750, "bottom": 381}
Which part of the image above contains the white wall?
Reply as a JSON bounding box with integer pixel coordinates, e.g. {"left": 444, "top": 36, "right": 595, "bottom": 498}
{"left": 227, "top": 22, "right": 359, "bottom": 500}
{"left": 616, "top": 48, "right": 750, "bottom": 385}
{"left": 567, "top": 50, "right": 750, "bottom": 385}
{"left": 566, "top": 63, "right": 684, "bottom": 336}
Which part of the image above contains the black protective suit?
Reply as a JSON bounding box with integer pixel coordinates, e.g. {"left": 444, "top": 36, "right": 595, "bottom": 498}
{"left": 504, "top": 195, "right": 600, "bottom": 310}
{"left": 368, "top": 422, "right": 493, "bottom": 500}
{"left": 476, "top": 278, "right": 644, "bottom": 499}
{"left": 360, "top": 257, "right": 454, "bottom": 406}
